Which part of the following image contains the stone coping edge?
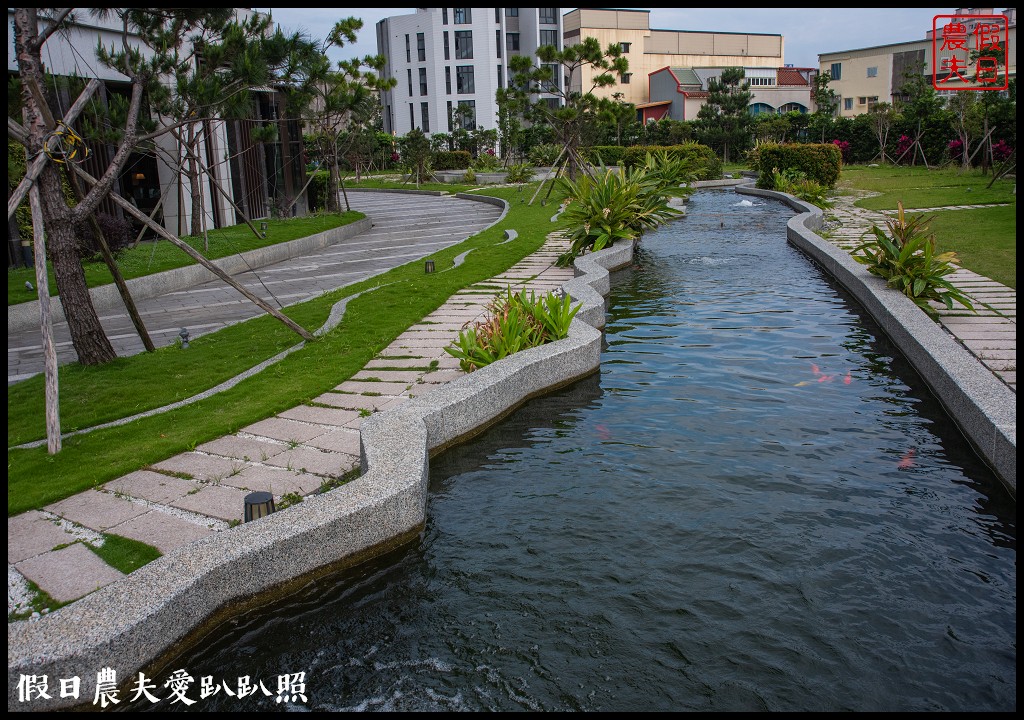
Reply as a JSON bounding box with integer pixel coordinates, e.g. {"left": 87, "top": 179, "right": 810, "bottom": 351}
{"left": 737, "top": 185, "right": 1016, "bottom": 497}
{"left": 6, "top": 237, "right": 634, "bottom": 711}
{"left": 7, "top": 217, "right": 372, "bottom": 334}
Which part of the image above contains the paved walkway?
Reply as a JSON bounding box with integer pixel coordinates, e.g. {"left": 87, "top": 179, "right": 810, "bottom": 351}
{"left": 825, "top": 192, "right": 1016, "bottom": 391}
{"left": 7, "top": 192, "right": 502, "bottom": 384}
{"left": 8, "top": 226, "right": 573, "bottom": 617}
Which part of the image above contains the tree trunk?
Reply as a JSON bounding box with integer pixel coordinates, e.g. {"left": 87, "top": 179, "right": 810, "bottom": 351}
{"left": 327, "top": 147, "right": 341, "bottom": 213}
{"left": 39, "top": 168, "right": 117, "bottom": 365}
{"left": 187, "top": 124, "right": 204, "bottom": 238}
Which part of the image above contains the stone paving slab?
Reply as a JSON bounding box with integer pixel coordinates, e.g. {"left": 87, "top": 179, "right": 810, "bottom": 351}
{"left": 406, "top": 383, "right": 439, "bottom": 397}
{"left": 263, "top": 447, "right": 359, "bottom": 478}
{"left": 196, "top": 435, "right": 287, "bottom": 462}
{"left": 363, "top": 358, "right": 435, "bottom": 369}
{"left": 352, "top": 370, "right": 425, "bottom": 383}
{"left": 8, "top": 511, "right": 80, "bottom": 564}
{"left": 108, "top": 511, "right": 215, "bottom": 554}
{"left": 45, "top": 490, "right": 149, "bottom": 532}
{"left": 278, "top": 405, "right": 360, "bottom": 426}
{"left": 224, "top": 465, "right": 325, "bottom": 497}
{"left": 151, "top": 453, "right": 244, "bottom": 482}
{"left": 241, "top": 417, "right": 330, "bottom": 443}
{"left": 103, "top": 470, "right": 200, "bottom": 505}
{"left": 170, "top": 484, "right": 248, "bottom": 523}
{"left": 420, "top": 369, "right": 464, "bottom": 384}
{"left": 334, "top": 380, "right": 411, "bottom": 395}
{"left": 314, "top": 392, "right": 403, "bottom": 411}
{"left": 304, "top": 428, "right": 361, "bottom": 455}
{"left": 15, "top": 542, "right": 125, "bottom": 603}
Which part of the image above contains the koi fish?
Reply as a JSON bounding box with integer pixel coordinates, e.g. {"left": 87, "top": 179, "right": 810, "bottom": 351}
{"left": 843, "top": 371, "right": 852, "bottom": 385}
{"left": 897, "top": 448, "right": 917, "bottom": 470}
{"left": 794, "top": 380, "right": 814, "bottom": 386}
{"left": 811, "top": 364, "right": 822, "bottom": 376}
{"left": 817, "top": 374, "right": 834, "bottom": 383}
{"left": 595, "top": 423, "right": 612, "bottom": 441}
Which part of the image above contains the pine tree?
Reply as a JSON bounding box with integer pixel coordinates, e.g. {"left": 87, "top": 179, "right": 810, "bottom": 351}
{"left": 695, "top": 67, "right": 752, "bottom": 164}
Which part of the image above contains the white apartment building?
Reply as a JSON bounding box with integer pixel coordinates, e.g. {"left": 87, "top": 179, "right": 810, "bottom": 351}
{"left": 376, "top": 7, "right": 564, "bottom": 136}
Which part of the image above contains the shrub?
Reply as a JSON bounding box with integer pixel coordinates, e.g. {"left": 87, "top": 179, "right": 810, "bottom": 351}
{"left": 620, "top": 143, "right": 721, "bottom": 180}
{"left": 432, "top": 150, "right": 472, "bottom": 170}
{"left": 557, "top": 159, "right": 682, "bottom": 265}
{"left": 992, "top": 139, "right": 1013, "bottom": 162}
{"left": 77, "top": 212, "right": 135, "bottom": 258}
{"left": 445, "top": 288, "right": 581, "bottom": 372}
{"left": 753, "top": 143, "right": 842, "bottom": 189}
{"left": 853, "top": 202, "right": 974, "bottom": 318}
{"left": 831, "top": 139, "right": 851, "bottom": 164}
{"left": 504, "top": 163, "right": 536, "bottom": 184}
{"left": 307, "top": 170, "right": 329, "bottom": 211}
{"left": 528, "top": 143, "right": 562, "bottom": 167}
{"left": 768, "top": 168, "right": 833, "bottom": 210}
{"left": 472, "top": 151, "right": 502, "bottom": 171}
{"left": 462, "top": 167, "right": 476, "bottom": 184}
{"left": 583, "top": 146, "right": 628, "bottom": 166}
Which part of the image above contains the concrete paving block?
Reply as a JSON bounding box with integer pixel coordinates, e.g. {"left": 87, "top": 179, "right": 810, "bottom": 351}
{"left": 334, "top": 381, "right": 411, "bottom": 395}
{"left": 406, "top": 383, "right": 438, "bottom": 397}
{"left": 197, "top": 435, "right": 287, "bottom": 462}
{"left": 263, "top": 447, "right": 358, "bottom": 478}
{"left": 170, "top": 485, "right": 248, "bottom": 523}
{"left": 15, "top": 543, "right": 124, "bottom": 603}
{"left": 241, "top": 417, "right": 330, "bottom": 443}
{"left": 420, "top": 369, "right": 465, "bottom": 384}
{"left": 108, "top": 511, "right": 215, "bottom": 554}
{"left": 363, "top": 358, "right": 433, "bottom": 369}
{"left": 151, "top": 453, "right": 245, "bottom": 483}
{"left": 314, "top": 392, "right": 399, "bottom": 411}
{"left": 8, "top": 511, "right": 81, "bottom": 564}
{"left": 223, "top": 465, "right": 324, "bottom": 497}
{"left": 304, "top": 428, "right": 361, "bottom": 455}
{"left": 352, "top": 370, "right": 424, "bottom": 383}
{"left": 278, "top": 405, "right": 360, "bottom": 426}
{"left": 103, "top": 470, "right": 201, "bottom": 505}
{"left": 45, "top": 490, "right": 149, "bottom": 532}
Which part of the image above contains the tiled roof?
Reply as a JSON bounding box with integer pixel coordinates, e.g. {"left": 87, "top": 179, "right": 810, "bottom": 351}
{"left": 776, "top": 68, "right": 809, "bottom": 86}
{"left": 636, "top": 100, "right": 673, "bottom": 108}
{"left": 682, "top": 91, "right": 710, "bottom": 98}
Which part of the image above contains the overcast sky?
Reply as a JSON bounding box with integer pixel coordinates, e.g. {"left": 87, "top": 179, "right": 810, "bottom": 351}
{"left": 259, "top": 7, "right": 955, "bottom": 69}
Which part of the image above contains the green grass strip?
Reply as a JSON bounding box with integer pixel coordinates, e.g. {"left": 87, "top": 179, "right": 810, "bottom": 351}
{"left": 841, "top": 165, "right": 1016, "bottom": 211}
{"left": 8, "top": 185, "right": 567, "bottom": 515}
{"left": 920, "top": 205, "right": 1017, "bottom": 289}
{"left": 87, "top": 533, "right": 162, "bottom": 575}
{"left": 8, "top": 211, "right": 363, "bottom": 305}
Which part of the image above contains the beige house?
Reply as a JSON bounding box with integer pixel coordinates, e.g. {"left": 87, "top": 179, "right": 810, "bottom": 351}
{"left": 563, "top": 8, "right": 784, "bottom": 105}
{"left": 820, "top": 7, "right": 1016, "bottom": 117}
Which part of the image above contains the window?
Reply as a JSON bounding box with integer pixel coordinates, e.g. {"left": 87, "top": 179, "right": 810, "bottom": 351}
{"left": 442, "top": 8, "right": 448, "bottom": 25}
{"left": 454, "top": 8, "right": 471, "bottom": 24}
{"left": 498, "top": 65, "right": 504, "bottom": 89}
{"left": 447, "top": 100, "right": 453, "bottom": 131}
{"left": 619, "top": 42, "right": 631, "bottom": 53}
{"left": 867, "top": 96, "right": 879, "bottom": 110}
{"left": 505, "top": 8, "right": 519, "bottom": 17}
{"left": 421, "top": 102, "right": 430, "bottom": 132}
{"left": 544, "top": 97, "right": 560, "bottom": 111}
{"left": 496, "top": 29, "right": 502, "bottom": 58}
{"left": 858, "top": 96, "right": 866, "bottom": 105}
{"left": 407, "top": 68, "right": 413, "bottom": 96}
{"left": 455, "top": 30, "right": 473, "bottom": 59}
{"left": 540, "top": 29, "right": 558, "bottom": 48}
{"left": 405, "top": 34, "right": 411, "bottom": 63}
{"left": 417, "top": 33, "right": 426, "bottom": 62}
{"left": 748, "top": 77, "right": 775, "bottom": 86}
{"left": 456, "top": 65, "right": 475, "bottom": 94}
{"left": 409, "top": 103, "right": 414, "bottom": 129}
{"left": 541, "top": 63, "right": 560, "bottom": 92}
{"left": 830, "top": 62, "right": 842, "bottom": 81}
{"left": 419, "top": 67, "right": 428, "bottom": 96}
{"left": 620, "top": 72, "right": 632, "bottom": 84}
{"left": 844, "top": 97, "right": 853, "bottom": 110}
{"left": 867, "top": 66, "right": 878, "bottom": 78}
{"left": 443, "top": 32, "right": 450, "bottom": 60}
{"left": 457, "top": 99, "right": 476, "bottom": 129}
{"left": 445, "top": 66, "right": 452, "bottom": 94}
{"left": 539, "top": 8, "right": 557, "bottom": 24}
{"left": 495, "top": 8, "right": 500, "bottom": 23}
{"left": 506, "top": 32, "right": 520, "bottom": 52}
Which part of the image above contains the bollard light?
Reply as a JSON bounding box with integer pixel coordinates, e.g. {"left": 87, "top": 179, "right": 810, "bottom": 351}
{"left": 244, "top": 491, "right": 276, "bottom": 522}
{"left": 425, "top": 260, "right": 435, "bottom": 273}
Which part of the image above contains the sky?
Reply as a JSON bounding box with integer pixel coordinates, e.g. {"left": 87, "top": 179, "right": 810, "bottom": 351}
{"left": 259, "top": 7, "right": 956, "bottom": 69}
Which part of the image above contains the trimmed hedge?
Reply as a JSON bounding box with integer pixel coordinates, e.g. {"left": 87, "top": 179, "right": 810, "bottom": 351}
{"left": 620, "top": 143, "right": 722, "bottom": 180}
{"left": 752, "top": 143, "right": 842, "bottom": 189}
{"left": 583, "top": 146, "right": 628, "bottom": 166}
{"left": 432, "top": 150, "right": 472, "bottom": 170}
{"left": 308, "top": 170, "right": 329, "bottom": 211}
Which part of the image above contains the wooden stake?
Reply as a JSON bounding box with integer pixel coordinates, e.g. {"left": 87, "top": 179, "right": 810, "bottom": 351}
{"left": 29, "top": 184, "right": 61, "bottom": 453}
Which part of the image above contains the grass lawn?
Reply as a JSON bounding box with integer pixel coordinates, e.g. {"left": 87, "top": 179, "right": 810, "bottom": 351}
{"left": 8, "top": 211, "right": 363, "bottom": 306}
{"left": 8, "top": 184, "right": 570, "bottom": 515}
{"left": 917, "top": 205, "right": 1017, "bottom": 289}
{"left": 840, "top": 164, "right": 1017, "bottom": 211}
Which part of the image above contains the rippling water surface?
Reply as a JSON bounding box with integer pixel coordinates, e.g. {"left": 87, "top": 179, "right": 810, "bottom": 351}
{"left": 161, "top": 192, "right": 1015, "bottom": 712}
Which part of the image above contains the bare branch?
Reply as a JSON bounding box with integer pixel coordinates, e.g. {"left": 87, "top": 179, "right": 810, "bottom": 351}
{"left": 29, "top": 8, "right": 74, "bottom": 51}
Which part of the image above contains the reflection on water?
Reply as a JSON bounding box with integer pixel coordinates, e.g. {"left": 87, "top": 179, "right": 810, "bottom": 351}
{"left": 153, "top": 192, "right": 1015, "bottom": 713}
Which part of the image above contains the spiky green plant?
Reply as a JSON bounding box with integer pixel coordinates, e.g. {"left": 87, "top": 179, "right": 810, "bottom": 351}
{"left": 853, "top": 202, "right": 975, "bottom": 317}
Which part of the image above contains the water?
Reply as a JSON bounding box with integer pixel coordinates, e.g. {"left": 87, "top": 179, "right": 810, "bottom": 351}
{"left": 152, "top": 192, "right": 1015, "bottom": 712}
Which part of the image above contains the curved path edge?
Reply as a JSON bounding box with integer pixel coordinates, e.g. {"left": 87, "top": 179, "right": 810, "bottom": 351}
{"left": 737, "top": 185, "right": 1016, "bottom": 497}
{"left": 6, "top": 236, "right": 635, "bottom": 710}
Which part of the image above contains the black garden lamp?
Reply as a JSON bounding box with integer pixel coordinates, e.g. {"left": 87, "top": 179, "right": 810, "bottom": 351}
{"left": 244, "top": 491, "right": 276, "bottom": 522}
